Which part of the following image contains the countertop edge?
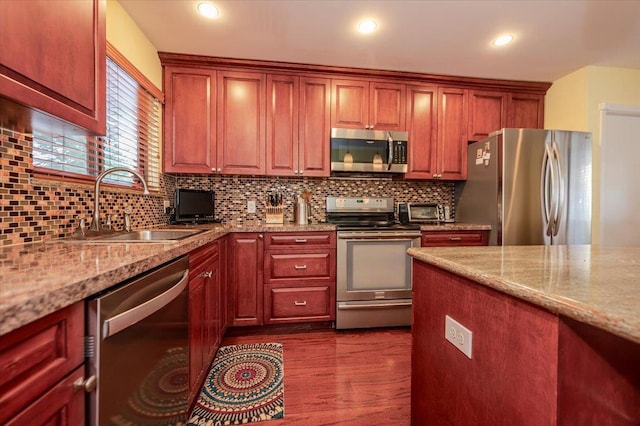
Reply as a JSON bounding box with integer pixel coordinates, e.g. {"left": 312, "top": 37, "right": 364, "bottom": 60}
{"left": 407, "top": 247, "right": 640, "bottom": 345}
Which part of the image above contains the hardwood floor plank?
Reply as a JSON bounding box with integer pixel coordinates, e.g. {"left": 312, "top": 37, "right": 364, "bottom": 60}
{"left": 220, "top": 327, "right": 411, "bottom": 425}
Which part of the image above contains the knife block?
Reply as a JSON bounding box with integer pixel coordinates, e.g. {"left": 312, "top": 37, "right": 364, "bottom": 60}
{"left": 265, "top": 205, "right": 284, "bottom": 224}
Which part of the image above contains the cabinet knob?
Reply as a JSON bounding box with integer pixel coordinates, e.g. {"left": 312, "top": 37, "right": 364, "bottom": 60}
{"left": 294, "top": 301, "right": 307, "bottom": 306}
{"left": 258, "top": 234, "right": 263, "bottom": 239}
{"left": 217, "top": 168, "right": 221, "bottom": 172}
{"left": 73, "top": 375, "right": 97, "bottom": 393}
{"left": 202, "top": 271, "right": 213, "bottom": 278}
{"left": 211, "top": 167, "right": 216, "bottom": 172}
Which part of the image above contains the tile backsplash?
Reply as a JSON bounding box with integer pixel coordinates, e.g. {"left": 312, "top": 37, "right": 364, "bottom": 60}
{"left": 1, "top": 126, "right": 455, "bottom": 246}
{"left": 173, "top": 175, "right": 455, "bottom": 225}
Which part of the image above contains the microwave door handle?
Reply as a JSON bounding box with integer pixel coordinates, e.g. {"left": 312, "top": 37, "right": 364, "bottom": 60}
{"left": 387, "top": 132, "right": 394, "bottom": 170}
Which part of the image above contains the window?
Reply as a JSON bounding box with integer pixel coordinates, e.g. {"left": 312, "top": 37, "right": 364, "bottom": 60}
{"left": 33, "top": 51, "right": 161, "bottom": 190}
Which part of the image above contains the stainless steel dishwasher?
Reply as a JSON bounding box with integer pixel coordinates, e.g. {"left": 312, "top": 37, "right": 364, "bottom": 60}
{"left": 85, "top": 256, "right": 190, "bottom": 426}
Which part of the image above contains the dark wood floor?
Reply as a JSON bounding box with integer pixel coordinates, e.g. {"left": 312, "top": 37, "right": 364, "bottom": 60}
{"left": 220, "top": 325, "right": 411, "bottom": 425}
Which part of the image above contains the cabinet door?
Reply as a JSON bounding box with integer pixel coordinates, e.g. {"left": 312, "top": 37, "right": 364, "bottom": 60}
{"left": 188, "top": 274, "right": 206, "bottom": 401}
{"left": 0, "top": 0, "right": 105, "bottom": 134}
{"left": 370, "top": 82, "right": 406, "bottom": 130}
{"left": 229, "top": 233, "right": 264, "bottom": 326}
{"left": 217, "top": 71, "right": 266, "bottom": 175}
{"left": 437, "top": 87, "right": 468, "bottom": 180}
{"left": 331, "top": 79, "right": 369, "bottom": 128}
{"left": 508, "top": 93, "right": 544, "bottom": 129}
{"left": 205, "top": 259, "right": 221, "bottom": 361}
{"left": 266, "top": 74, "right": 298, "bottom": 176}
{"left": 468, "top": 90, "right": 507, "bottom": 142}
{"left": 299, "top": 77, "right": 331, "bottom": 177}
{"left": 6, "top": 366, "right": 85, "bottom": 426}
{"left": 164, "top": 67, "right": 217, "bottom": 173}
{"left": 405, "top": 85, "right": 438, "bottom": 179}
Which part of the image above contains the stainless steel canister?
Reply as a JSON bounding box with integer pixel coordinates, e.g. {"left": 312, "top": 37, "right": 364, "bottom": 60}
{"left": 294, "top": 202, "right": 309, "bottom": 225}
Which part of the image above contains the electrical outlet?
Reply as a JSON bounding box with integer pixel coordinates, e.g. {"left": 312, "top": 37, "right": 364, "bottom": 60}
{"left": 247, "top": 200, "right": 256, "bottom": 214}
{"left": 445, "top": 315, "right": 473, "bottom": 359}
{"left": 163, "top": 200, "right": 170, "bottom": 209}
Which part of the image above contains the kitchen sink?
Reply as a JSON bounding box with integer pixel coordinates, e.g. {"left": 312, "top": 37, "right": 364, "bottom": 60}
{"left": 60, "top": 228, "right": 207, "bottom": 243}
{"left": 98, "top": 229, "right": 205, "bottom": 242}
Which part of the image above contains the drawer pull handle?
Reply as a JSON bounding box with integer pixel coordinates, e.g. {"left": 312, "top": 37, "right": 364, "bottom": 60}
{"left": 294, "top": 264, "right": 307, "bottom": 270}
{"left": 73, "top": 375, "right": 97, "bottom": 393}
{"left": 294, "top": 301, "right": 307, "bottom": 306}
{"left": 201, "top": 271, "right": 213, "bottom": 278}
{"left": 294, "top": 239, "right": 307, "bottom": 243}
{"left": 448, "top": 237, "right": 462, "bottom": 241}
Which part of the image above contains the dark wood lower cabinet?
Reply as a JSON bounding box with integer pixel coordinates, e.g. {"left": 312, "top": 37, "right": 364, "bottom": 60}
{"left": 188, "top": 240, "right": 222, "bottom": 403}
{"left": 228, "top": 233, "right": 264, "bottom": 326}
{"left": 0, "top": 302, "right": 85, "bottom": 425}
{"left": 412, "top": 260, "right": 640, "bottom": 425}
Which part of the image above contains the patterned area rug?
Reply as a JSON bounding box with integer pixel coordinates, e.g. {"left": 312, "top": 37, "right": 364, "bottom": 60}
{"left": 111, "top": 346, "right": 189, "bottom": 425}
{"left": 188, "top": 342, "right": 285, "bottom": 425}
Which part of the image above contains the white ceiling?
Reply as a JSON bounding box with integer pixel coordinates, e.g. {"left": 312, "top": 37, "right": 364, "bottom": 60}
{"left": 119, "top": 0, "right": 640, "bottom": 83}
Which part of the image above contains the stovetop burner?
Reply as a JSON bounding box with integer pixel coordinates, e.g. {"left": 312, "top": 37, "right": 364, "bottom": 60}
{"left": 326, "top": 196, "right": 420, "bottom": 232}
{"left": 335, "top": 222, "right": 421, "bottom": 231}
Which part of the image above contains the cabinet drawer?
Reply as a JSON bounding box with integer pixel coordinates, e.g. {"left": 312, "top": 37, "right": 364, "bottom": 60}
{"left": 0, "top": 302, "right": 84, "bottom": 424}
{"left": 264, "top": 232, "right": 336, "bottom": 249}
{"left": 264, "top": 285, "right": 334, "bottom": 324}
{"left": 189, "top": 240, "right": 219, "bottom": 275}
{"left": 421, "top": 231, "right": 489, "bottom": 247}
{"left": 264, "top": 250, "right": 335, "bottom": 282}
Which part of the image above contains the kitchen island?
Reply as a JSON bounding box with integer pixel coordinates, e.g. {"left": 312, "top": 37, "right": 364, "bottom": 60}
{"left": 408, "top": 245, "right": 640, "bottom": 425}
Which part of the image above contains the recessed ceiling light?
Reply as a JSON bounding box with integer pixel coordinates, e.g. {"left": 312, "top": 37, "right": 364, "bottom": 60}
{"left": 493, "top": 34, "right": 513, "bottom": 46}
{"left": 198, "top": 2, "right": 219, "bottom": 19}
{"left": 358, "top": 19, "right": 377, "bottom": 34}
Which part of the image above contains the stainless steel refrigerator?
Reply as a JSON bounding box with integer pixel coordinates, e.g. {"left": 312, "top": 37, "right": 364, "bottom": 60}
{"left": 455, "top": 128, "right": 592, "bottom": 245}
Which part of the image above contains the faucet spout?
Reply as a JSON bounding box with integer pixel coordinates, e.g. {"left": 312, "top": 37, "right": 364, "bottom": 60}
{"left": 90, "top": 167, "right": 150, "bottom": 232}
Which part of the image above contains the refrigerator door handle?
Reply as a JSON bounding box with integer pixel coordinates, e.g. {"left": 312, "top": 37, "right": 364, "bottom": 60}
{"left": 552, "top": 141, "right": 565, "bottom": 237}
{"left": 541, "top": 144, "right": 556, "bottom": 237}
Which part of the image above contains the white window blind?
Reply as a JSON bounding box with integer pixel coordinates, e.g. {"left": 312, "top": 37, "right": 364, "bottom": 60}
{"left": 33, "top": 57, "right": 161, "bottom": 190}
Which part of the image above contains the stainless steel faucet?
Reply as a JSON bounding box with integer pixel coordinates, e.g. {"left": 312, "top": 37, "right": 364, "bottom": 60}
{"left": 90, "top": 167, "right": 149, "bottom": 232}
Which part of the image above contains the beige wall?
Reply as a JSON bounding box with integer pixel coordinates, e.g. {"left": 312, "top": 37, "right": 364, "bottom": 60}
{"left": 106, "top": 0, "right": 162, "bottom": 91}
{"left": 545, "top": 66, "right": 640, "bottom": 244}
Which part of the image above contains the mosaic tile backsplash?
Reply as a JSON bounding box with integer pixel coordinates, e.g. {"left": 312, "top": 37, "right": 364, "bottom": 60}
{"left": 1, "top": 126, "right": 455, "bottom": 246}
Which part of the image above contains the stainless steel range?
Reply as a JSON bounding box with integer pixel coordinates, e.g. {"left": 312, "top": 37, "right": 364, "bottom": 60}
{"left": 326, "top": 197, "right": 420, "bottom": 329}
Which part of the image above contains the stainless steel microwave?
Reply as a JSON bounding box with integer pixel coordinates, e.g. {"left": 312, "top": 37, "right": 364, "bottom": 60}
{"left": 330, "top": 128, "right": 408, "bottom": 173}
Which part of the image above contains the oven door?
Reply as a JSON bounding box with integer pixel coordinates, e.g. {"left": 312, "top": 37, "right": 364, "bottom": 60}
{"left": 336, "top": 231, "right": 420, "bottom": 329}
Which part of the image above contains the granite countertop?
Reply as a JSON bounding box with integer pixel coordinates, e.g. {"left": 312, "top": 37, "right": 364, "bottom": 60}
{"left": 0, "top": 222, "right": 335, "bottom": 337}
{"left": 0, "top": 221, "right": 489, "bottom": 337}
{"left": 407, "top": 245, "right": 640, "bottom": 345}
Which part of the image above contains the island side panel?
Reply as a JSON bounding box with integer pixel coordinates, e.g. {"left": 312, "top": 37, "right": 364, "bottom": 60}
{"left": 411, "top": 260, "right": 558, "bottom": 425}
{"left": 558, "top": 317, "right": 640, "bottom": 425}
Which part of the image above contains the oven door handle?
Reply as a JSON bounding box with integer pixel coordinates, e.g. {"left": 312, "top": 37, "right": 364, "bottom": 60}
{"left": 338, "top": 300, "right": 413, "bottom": 310}
{"left": 102, "top": 269, "right": 189, "bottom": 338}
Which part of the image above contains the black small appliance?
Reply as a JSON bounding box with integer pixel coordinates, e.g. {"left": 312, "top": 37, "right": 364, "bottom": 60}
{"left": 173, "top": 189, "right": 216, "bottom": 223}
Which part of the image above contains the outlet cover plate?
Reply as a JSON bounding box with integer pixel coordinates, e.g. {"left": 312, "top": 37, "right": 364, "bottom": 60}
{"left": 247, "top": 200, "right": 256, "bottom": 214}
{"left": 445, "top": 315, "right": 473, "bottom": 359}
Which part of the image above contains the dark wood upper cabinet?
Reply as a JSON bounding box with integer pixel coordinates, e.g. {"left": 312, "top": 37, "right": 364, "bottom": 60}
{"left": 437, "top": 87, "right": 468, "bottom": 180}
{"left": 0, "top": 0, "right": 106, "bottom": 134}
{"left": 266, "top": 75, "right": 330, "bottom": 177}
{"left": 217, "top": 71, "right": 266, "bottom": 175}
{"left": 508, "top": 93, "right": 545, "bottom": 129}
{"left": 468, "top": 90, "right": 507, "bottom": 142}
{"left": 298, "top": 77, "right": 331, "bottom": 177}
{"left": 163, "top": 67, "right": 217, "bottom": 173}
{"left": 331, "top": 79, "right": 405, "bottom": 130}
{"left": 159, "top": 53, "right": 551, "bottom": 179}
{"left": 405, "top": 85, "right": 438, "bottom": 179}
